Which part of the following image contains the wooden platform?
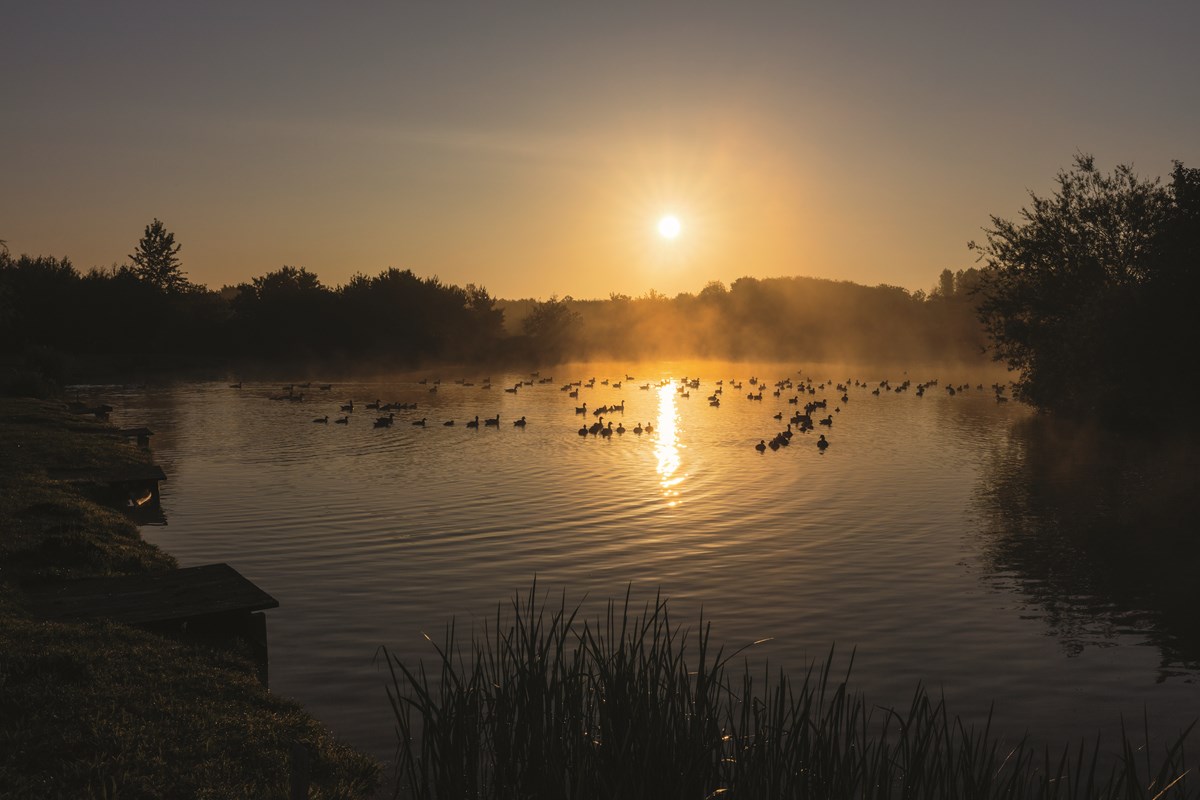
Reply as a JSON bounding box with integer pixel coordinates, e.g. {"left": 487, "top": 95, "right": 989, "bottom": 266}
{"left": 66, "top": 402, "right": 114, "bottom": 420}
{"left": 24, "top": 563, "right": 278, "bottom": 626}
{"left": 25, "top": 564, "right": 279, "bottom": 686}
{"left": 47, "top": 464, "right": 168, "bottom": 485}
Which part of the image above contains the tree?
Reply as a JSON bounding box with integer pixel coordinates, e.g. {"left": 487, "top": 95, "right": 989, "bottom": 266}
{"left": 231, "top": 266, "right": 332, "bottom": 355}
{"left": 971, "top": 155, "right": 1197, "bottom": 424}
{"left": 932, "top": 268, "right": 956, "bottom": 299}
{"left": 522, "top": 295, "right": 578, "bottom": 339}
{"left": 129, "top": 218, "right": 188, "bottom": 292}
{"left": 698, "top": 280, "right": 728, "bottom": 301}
{"left": 521, "top": 295, "right": 579, "bottom": 361}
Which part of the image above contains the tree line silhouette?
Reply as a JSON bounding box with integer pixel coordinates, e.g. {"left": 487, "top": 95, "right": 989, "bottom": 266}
{"left": 508, "top": 271, "right": 985, "bottom": 365}
{"left": 0, "top": 224, "right": 987, "bottom": 394}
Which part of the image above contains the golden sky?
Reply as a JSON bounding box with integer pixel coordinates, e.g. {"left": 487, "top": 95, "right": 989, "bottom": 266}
{"left": 3, "top": 3, "right": 1198, "bottom": 299}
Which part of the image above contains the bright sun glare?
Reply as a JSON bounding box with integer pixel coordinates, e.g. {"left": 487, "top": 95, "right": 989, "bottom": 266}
{"left": 657, "top": 215, "right": 682, "bottom": 240}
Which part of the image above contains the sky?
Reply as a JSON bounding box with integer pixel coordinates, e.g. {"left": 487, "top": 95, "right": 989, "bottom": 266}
{"left": 3, "top": 1, "right": 1199, "bottom": 300}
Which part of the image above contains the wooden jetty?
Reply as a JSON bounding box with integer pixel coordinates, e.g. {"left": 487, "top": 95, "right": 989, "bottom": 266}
{"left": 66, "top": 401, "right": 114, "bottom": 421}
{"left": 116, "top": 427, "right": 155, "bottom": 448}
{"left": 48, "top": 464, "right": 167, "bottom": 511}
{"left": 48, "top": 464, "right": 167, "bottom": 485}
{"left": 24, "top": 564, "right": 279, "bottom": 686}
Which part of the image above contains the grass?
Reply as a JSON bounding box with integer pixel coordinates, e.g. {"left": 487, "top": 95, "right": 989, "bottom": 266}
{"left": 0, "top": 396, "right": 380, "bottom": 798}
{"left": 384, "top": 584, "right": 1196, "bottom": 799}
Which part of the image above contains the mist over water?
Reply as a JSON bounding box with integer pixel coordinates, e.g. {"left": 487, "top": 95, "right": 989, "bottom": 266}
{"left": 99, "top": 361, "right": 1200, "bottom": 765}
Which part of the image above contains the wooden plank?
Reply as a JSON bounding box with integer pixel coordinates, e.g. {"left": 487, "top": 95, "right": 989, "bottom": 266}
{"left": 47, "top": 464, "right": 168, "bottom": 483}
{"left": 66, "top": 403, "right": 114, "bottom": 418}
{"left": 24, "top": 564, "right": 279, "bottom": 625}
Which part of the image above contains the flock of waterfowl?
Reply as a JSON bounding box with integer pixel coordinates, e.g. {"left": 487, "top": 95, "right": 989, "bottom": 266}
{"left": 242, "top": 375, "right": 545, "bottom": 430}
{"left": 234, "top": 370, "right": 1012, "bottom": 452}
{"left": 742, "top": 374, "right": 1010, "bottom": 453}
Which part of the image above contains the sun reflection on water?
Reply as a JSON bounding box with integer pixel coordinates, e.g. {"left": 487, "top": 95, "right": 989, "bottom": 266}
{"left": 654, "top": 382, "right": 684, "bottom": 506}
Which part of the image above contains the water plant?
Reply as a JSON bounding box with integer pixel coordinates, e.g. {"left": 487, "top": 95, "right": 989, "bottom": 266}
{"left": 383, "top": 583, "right": 1195, "bottom": 799}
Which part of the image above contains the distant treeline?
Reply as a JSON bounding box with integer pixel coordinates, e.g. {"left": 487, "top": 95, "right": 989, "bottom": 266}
{"left": 502, "top": 271, "right": 986, "bottom": 364}
{"left": 0, "top": 247, "right": 986, "bottom": 390}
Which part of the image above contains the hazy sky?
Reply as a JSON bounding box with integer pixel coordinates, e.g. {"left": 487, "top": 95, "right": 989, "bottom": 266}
{"left": 4, "top": 2, "right": 1198, "bottom": 300}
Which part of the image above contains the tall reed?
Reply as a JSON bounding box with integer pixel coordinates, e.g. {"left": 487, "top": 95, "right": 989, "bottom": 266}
{"left": 383, "top": 584, "right": 1194, "bottom": 799}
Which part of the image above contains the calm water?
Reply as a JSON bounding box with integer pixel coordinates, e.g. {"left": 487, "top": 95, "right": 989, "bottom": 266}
{"left": 96, "top": 361, "right": 1200, "bottom": 766}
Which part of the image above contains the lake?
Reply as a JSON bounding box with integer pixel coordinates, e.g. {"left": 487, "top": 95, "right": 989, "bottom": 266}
{"left": 97, "top": 360, "right": 1200, "bottom": 767}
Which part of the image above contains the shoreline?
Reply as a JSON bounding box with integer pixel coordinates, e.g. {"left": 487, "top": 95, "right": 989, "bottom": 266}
{"left": 0, "top": 396, "right": 381, "bottom": 798}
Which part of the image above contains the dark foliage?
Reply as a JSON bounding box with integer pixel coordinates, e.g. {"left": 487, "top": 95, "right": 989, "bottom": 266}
{"left": 972, "top": 156, "right": 1200, "bottom": 426}
{"left": 385, "top": 585, "right": 1197, "bottom": 799}
{"left": 1, "top": 218, "right": 997, "bottom": 384}
{"left": 129, "top": 218, "right": 189, "bottom": 293}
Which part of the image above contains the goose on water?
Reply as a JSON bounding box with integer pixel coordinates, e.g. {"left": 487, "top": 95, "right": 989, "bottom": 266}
{"left": 313, "top": 415, "right": 328, "bottom": 423}
{"left": 466, "top": 416, "right": 480, "bottom": 428}
{"left": 335, "top": 416, "right": 349, "bottom": 424}
{"left": 755, "top": 439, "right": 767, "bottom": 452}
{"left": 412, "top": 418, "right": 427, "bottom": 427}
{"left": 484, "top": 414, "right": 501, "bottom": 426}
{"left": 514, "top": 416, "right": 527, "bottom": 427}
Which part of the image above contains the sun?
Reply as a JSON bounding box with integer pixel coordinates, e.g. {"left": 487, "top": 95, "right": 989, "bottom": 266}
{"left": 657, "top": 214, "right": 682, "bottom": 239}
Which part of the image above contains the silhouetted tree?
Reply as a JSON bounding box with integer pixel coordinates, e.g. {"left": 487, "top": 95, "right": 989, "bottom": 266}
{"left": 522, "top": 295, "right": 579, "bottom": 361}
{"left": 462, "top": 283, "right": 506, "bottom": 349}
{"left": 231, "top": 266, "right": 334, "bottom": 356}
{"left": 0, "top": 253, "right": 81, "bottom": 352}
{"left": 129, "top": 218, "right": 189, "bottom": 293}
{"left": 972, "top": 155, "right": 1198, "bottom": 425}
{"left": 932, "top": 268, "right": 956, "bottom": 299}
{"left": 698, "top": 280, "right": 727, "bottom": 302}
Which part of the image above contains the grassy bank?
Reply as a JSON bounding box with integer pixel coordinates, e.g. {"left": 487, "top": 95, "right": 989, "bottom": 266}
{"left": 0, "top": 397, "right": 379, "bottom": 798}
{"left": 385, "top": 585, "right": 1196, "bottom": 799}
